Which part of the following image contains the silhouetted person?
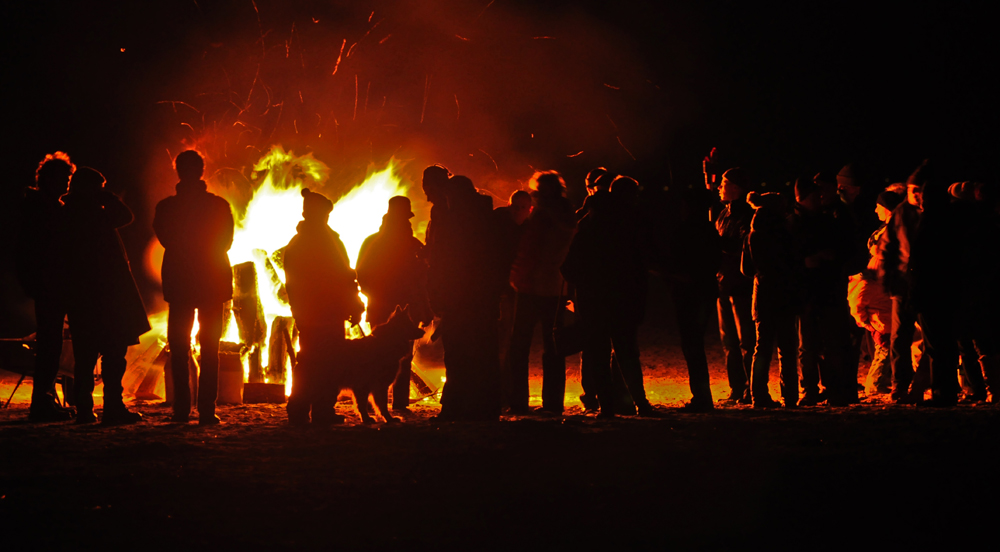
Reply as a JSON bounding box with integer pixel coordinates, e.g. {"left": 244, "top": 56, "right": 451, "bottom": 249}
{"left": 431, "top": 175, "right": 506, "bottom": 421}
{"left": 849, "top": 190, "right": 903, "bottom": 396}
{"left": 655, "top": 182, "right": 721, "bottom": 411}
{"left": 15, "top": 152, "right": 75, "bottom": 421}
{"left": 575, "top": 167, "right": 614, "bottom": 223}
{"left": 562, "top": 176, "right": 655, "bottom": 417}
{"left": 574, "top": 167, "right": 619, "bottom": 411}
{"left": 284, "top": 189, "right": 364, "bottom": 425}
{"left": 791, "top": 177, "right": 852, "bottom": 406}
{"left": 906, "top": 162, "right": 963, "bottom": 406}
{"left": 495, "top": 190, "right": 532, "bottom": 386}
{"left": 713, "top": 168, "right": 756, "bottom": 404}
{"left": 153, "top": 150, "right": 234, "bottom": 425}
{"left": 742, "top": 192, "right": 801, "bottom": 408}
{"left": 506, "top": 171, "right": 576, "bottom": 414}
{"left": 878, "top": 166, "right": 927, "bottom": 404}
{"left": 62, "top": 168, "right": 150, "bottom": 424}
{"left": 949, "top": 182, "right": 1000, "bottom": 402}
{"left": 357, "top": 196, "right": 428, "bottom": 413}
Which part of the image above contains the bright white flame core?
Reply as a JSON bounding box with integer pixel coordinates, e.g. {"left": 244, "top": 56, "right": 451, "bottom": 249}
{"left": 223, "top": 146, "right": 409, "bottom": 396}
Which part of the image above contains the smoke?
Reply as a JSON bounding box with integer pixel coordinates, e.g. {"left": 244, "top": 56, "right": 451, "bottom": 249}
{"left": 143, "top": 0, "right": 677, "bottom": 208}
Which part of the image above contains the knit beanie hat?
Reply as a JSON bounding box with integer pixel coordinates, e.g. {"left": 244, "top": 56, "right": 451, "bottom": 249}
{"left": 302, "top": 188, "right": 333, "bottom": 220}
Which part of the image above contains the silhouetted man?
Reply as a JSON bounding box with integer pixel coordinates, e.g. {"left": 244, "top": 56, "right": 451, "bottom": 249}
{"left": 792, "top": 177, "right": 852, "bottom": 406}
{"left": 431, "top": 175, "right": 506, "bottom": 421}
{"left": 506, "top": 172, "right": 576, "bottom": 414}
{"left": 713, "top": 168, "right": 756, "bottom": 404}
{"left": 153, "top": 150, "right": 234, "bottom": 425}
{"left": 575, "top": 167, "right": 617, "bottom": 411}
{"left": 743, "top": 192, "right": 801, "bottom": 408}
{"left": 357, "top": 196, "right": 428, "bottom": 413}
{"left": 562, "top": 176, "right": 655, "bottom": 417}
{"left": 15, "top": 152, "right": 75, "bottom": 421}
{"left": 284, "top": 188, "right": 364, "bottom": 425}
{"left": 62, "top": 168, "right": 150, "bottom": 424}
{"left": 494, "top": 190, "right": 532, "bottom": 395}
{"left": 655, "top": 182, "right": 721, "bottom": 411}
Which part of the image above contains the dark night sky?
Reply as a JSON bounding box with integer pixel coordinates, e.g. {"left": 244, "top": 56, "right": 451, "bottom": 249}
{"left": 2, "top": 0, "right": 997, "bottom": 334}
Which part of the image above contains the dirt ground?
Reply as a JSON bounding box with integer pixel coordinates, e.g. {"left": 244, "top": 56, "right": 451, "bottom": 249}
{"left": 2, "top": 325, "right": 999, "bottom": 550}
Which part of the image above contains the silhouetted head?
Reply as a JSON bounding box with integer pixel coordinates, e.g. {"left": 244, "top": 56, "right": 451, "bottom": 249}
{"left": 747, "top": 191, "right": 789, "bottom": 232}
{"left": 529, "top": 171, "right": 566, "bottom": 201}
{"left": 610, "top": 175, "right": 639, "bottom": 208}
{"left": 836, "top": 163, "right": 877, "bottom": 205}
{"left": 585, "top": 167, "right": 609, "bottom": 192}
{"left": 34, "top": 151, "right": 75, "bottom": 197}
{"left": 447, "top": 175, "right": 477, "bottom": 205}
{"left": 175, "top": 150, "right": 205, "bottom": 181}
{"left": 68, "top": 167, "right": 106, "bottom": 197}
{"left": 719, "top": 167, "right": 752, "bottom": 203}
{"left": 422, "top": 164, "right": 451, "bottom": 204}
{"left": 794, "top": 177, "right": 821, "bottom": 212}
{"left": 948, "top": 181, "right": 979, "bottom": 201}
{"left": 386, "top": 195, "right": 414, "bottom": 220}
{"left": 301, "top": 188, "right": 333, "bottom": 223}
{"left": 875, "top": 190, "right": 903, "bottom": 222}
{"left": 813, "top": 171, "right": 840, "bottom": 207}
{"left": 508, "top": 190, "right": 532, "bottom": 224}
{"left": 906, "top": 159, "right": 931, "bottom": 209}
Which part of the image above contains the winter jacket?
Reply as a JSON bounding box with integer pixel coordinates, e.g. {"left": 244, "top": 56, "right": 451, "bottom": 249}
{"left": 510, "top": 196, "right": 576, "bottom": 297}
{"left": 715, "top": 199, "right": 754, "bottom": 297}
{"left": 61, "top": 191, "right": 150, "bottom": 345}
{"left": 14, "top": 189, "right": 66, "bottom": 299}
{"left": 284, "top": 220, "right": 363, "bottom": 331}
{"left": 153, "top": 179, "right": 235, "bottom": 305}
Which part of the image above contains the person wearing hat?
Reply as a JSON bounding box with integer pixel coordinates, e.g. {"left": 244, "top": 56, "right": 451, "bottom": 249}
{"left": 62, "top": 167, "right": 150, "bottom": 424}
{"left": 713, "top": 167, "right": 756, "bottom": 404}
{"left": 283, "top": 188, "right": 364, "bottom": 425}
{"left": 15, "top": 152, "right": 76, "bottom": 422}
{"left": 791, "top": 177, "right": 852, "bottom": 406}
{"left": 357, "top": 195, "right": 429, "bottom": 414}
{"left": 154, "top": 150, "right": 235, "bottom": 424}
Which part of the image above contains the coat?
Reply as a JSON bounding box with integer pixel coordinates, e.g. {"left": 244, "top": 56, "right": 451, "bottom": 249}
{"left": 284, "top": 220, "right": 363, "bottom": 331}
{"left": 742, "top": 207, "right": 802, "bottom": 320}
{"left": 356, "top": 217, "right": 428, "bottom": 325}
{"left": 14, "top": 189, "right": 66, "bottom": 299}
{"left": 715, "top": 199, "right": 754, "bottom": 297}
{"left": 153, "top": 179, "right": 235, "bottom": 305}
{"left": 61, "top": 191, "right": 150, "bottom": 345}
{"left": 509, "top": 196, "right": 576, "bottom": 297}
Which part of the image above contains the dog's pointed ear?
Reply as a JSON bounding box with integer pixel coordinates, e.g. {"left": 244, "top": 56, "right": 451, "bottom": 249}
{"left": 402, "top": 304, "right": 410, "bottom": 314}
{"left": 393, "top": 304, "right": 403, "bottom": 315}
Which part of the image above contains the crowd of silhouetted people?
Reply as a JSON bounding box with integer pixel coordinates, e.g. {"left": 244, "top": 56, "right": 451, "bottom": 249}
{"left": 13, "top": 148, "right": 999, "bottom": 424}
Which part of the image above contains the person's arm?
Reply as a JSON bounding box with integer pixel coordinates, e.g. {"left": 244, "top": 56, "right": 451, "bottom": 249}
{"left": 100, "top": 191, "right": 134, "bottom": 228}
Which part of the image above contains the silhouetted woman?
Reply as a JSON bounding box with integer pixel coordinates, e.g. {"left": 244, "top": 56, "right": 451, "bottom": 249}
{"left": 62, "top": 168, "right": 150, "bottom": 424}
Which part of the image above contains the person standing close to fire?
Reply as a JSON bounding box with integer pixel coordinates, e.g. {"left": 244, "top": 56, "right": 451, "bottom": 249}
{"left": 356, "top": 195, "right": 429, "bottom": 414}
{"left": 494, "top": 190, "right": 532, "bottom": 383}
{"left": 153, "top": 150, "right": 234, "bottom": 425}
{"left": 742, "top": 192, "right": 802, "bottom": 408}
{"left": 14, "top": 152, "right": 75, "bottom": 422}
{"left": 712, "top": 167, "right": 756, "bottom": 404}
{"left": 506, "top": 171, "right": 577, "bottom": 415}
{"left": 283, "top": 189, "right": 364, "bottom": 425}
{"left": 562, "top": 176, "right": 656, "bottom": 417}
{"left": 431, "top": 175, "right": 507, "bottom": 421}
{"left": 62, "top": 168, "right": 150, "bottom": 424}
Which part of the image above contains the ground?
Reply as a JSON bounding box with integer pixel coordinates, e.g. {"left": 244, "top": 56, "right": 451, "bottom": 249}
{"left": 2, "top": 326, "right": 998, "bottom": 550}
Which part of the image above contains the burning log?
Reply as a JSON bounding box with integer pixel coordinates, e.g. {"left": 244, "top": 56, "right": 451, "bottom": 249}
{"left": 232, "top": 261, "right": 267, "bottom": 382}
{"left": 266, "top": 316, "right": 296, "bottom": 383}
